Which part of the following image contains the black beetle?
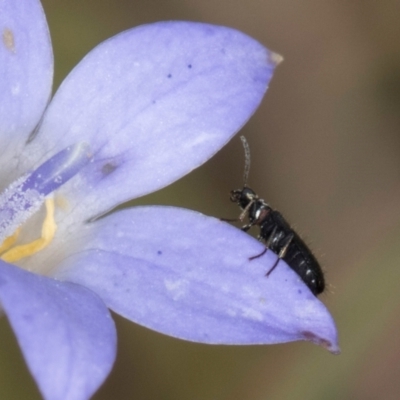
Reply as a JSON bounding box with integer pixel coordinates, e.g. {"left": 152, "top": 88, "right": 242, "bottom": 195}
{"left": 228, "top": 136, "right": 325, "bottom": 296}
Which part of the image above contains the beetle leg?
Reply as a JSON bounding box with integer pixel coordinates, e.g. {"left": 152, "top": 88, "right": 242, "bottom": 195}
{"left": 241, "top": 223, "right": 254, "bottom": 232}
{"left": 238, "top": 199, "right": 255, "bottom": 221}
{"left": 265, "top": 233, "right": 294, "bottom": 277}
{"left": 249, "top": 246, "right": 267, "bottom": 260}
{"left": 248, "top": 226, "right": 278, "bottom": 261}
{"left": 265, "top": 226, "right": 278, "bottom": 247}
{"left": 221, "top": 199, "right": 255, "bottom": 226}
{"left": 277, "top": 233, "right": 294, "bottom": 258}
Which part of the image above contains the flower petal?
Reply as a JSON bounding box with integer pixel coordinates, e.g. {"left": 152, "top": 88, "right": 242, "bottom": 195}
{"left": 0, "top": 261, "right": 116, "bottom": 400}
{"left": 0, "top": 0, "right": 53, "bottom": 161}
{"left": 55, "top": 206, "right": 339, "bottom": 353}
{"left": 28, "top": 21, "right": 279, "bottom": 218}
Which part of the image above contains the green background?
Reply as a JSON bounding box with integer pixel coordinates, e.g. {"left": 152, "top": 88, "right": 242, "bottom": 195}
{"left": 1, "top": 1, "right": 400, "bottom": 399}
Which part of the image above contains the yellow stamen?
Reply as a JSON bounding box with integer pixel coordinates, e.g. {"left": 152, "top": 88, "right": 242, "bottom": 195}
{"left": 0, "top": 197, "right": 57, "bottom": 263}
{"left": 0, "top": 228, "right": 21, "bottom": 254}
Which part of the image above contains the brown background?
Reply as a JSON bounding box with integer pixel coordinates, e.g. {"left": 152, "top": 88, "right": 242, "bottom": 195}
{"left": 1, "top": 1, "right": 400, "bottom": 399}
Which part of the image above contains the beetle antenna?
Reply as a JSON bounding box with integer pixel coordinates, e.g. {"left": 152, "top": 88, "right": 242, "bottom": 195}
{"left": 240, "top": 136, "right": 251, "bottom": 187}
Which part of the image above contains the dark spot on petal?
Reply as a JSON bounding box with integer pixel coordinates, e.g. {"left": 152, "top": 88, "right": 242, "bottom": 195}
{"left": 152, "top": 100, "right": 156, "bottom": 104}
{"left": 187, "top": 64, "right": 192, "bottom": 69}
{"left": 102, "top": 162, "right": 118, "bottom": 175}
{"left": 3, "top": 28, "right": 15, "bottom": 53}
{"left": 298, "top": 289, "right": 303, "bottom": 294}
{"left": 157, "top": 250, "right": 162, "bottom": 255}
{"left": 301, "top": 331, "right": 336, "bottom": 353}
{"left": 167, "top": 73, "right": 172, "bottom": 78}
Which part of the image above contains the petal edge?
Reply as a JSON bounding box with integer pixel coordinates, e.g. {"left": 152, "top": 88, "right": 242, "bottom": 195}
{"left": 0, "top": 261, "right": 116, "bottom": 400}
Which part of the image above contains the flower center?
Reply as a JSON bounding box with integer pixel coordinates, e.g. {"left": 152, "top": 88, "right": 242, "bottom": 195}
{"left": 0, "top": 197, "right": 56, "bottom": 262}
{"left": 0, "top": 143, "right": 92, "bottom": 263}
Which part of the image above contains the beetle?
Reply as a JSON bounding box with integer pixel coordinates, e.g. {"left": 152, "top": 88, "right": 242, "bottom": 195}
{"left": 228, "top": 136, "right": 325, "bottom": 296}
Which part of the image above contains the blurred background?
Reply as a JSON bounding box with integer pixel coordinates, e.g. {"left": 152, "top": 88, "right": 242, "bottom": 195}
{"left": 1, "top": 0, "right": 400, "bottom": 399}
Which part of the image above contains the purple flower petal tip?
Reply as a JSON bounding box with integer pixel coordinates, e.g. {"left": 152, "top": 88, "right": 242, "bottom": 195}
{"left": 301, "top": 330, "right": 340, "bottom": 354}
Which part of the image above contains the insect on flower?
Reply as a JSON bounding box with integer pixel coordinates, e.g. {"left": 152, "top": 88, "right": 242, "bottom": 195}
{"left": 0, "top": 2, "right": 340, "bottom": 397}
{"left": 228, "top": 136, "right": 325, "bottom": 296}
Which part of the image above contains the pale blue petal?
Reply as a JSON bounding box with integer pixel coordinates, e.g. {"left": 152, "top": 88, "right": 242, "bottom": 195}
{"left": 0, "top": 261, "right": 117, "bottom": 400}
{"left": 54, "top": 206, "right": 339, "bottom": 353}
{"left": 0, "top": 0, "right": 53, "bottom": 158}
{"left": 26, "top": 22, "right": 279, "bottom": 219}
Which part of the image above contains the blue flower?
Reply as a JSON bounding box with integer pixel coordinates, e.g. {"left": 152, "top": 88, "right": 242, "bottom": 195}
{"left": 0, "top": 1, "right": 339, "bottom": 399}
